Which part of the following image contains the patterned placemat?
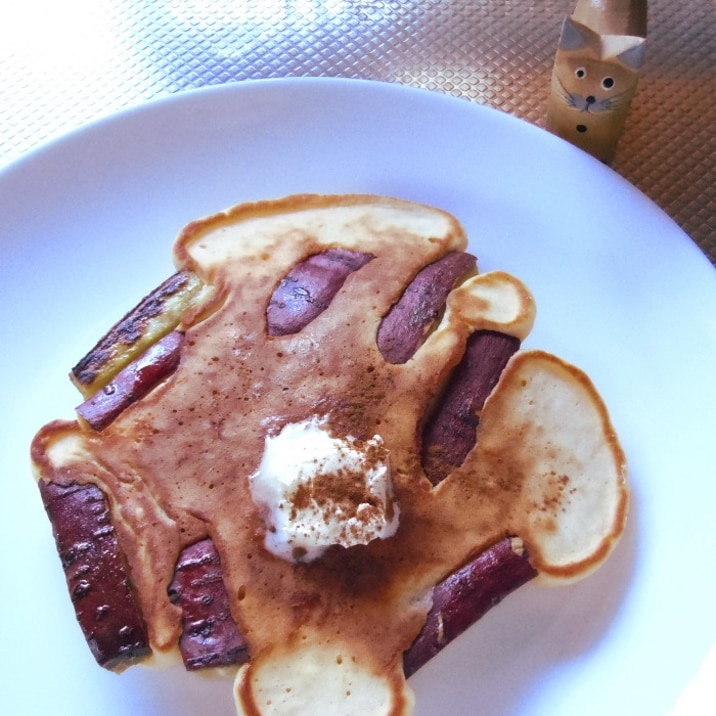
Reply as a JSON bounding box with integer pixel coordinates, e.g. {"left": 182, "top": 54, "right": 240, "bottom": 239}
{"left": 1, "top": 0, "right": 713, "bottom": 262}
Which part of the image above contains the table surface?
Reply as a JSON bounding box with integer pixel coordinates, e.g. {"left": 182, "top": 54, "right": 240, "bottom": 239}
{"left": 1, "top": 1, "right": 714, "bottom": 264}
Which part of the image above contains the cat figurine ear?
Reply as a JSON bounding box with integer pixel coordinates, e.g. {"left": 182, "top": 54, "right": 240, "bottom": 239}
{"left": 616, "top": 40, "right": 646, "bottom": 71}
{"left": 559, "top": 15, "right": 596, "bottom": 51}
{"left": 546, "top": 5, "right": 646, "bottom": 164}
{"left": 558, "top": 17, "right": 646, "bottom": 69}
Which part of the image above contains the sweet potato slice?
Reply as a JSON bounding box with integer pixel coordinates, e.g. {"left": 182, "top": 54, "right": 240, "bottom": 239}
{"left": 403, "top": 537, "right": 536, "bottom": 677}
{"left": 421, "top": 330, "right": 520, "bottom": 485}
{"left": 71, "top": 269, "right": 207, "bottom": 397}
{"left": 38, "top": 480, "right": 150, "bottom": 670}
{"left": 76, "top": 330, "right": 184, "bottom": 431}
{"left": 163, "top": 537, "right": 534, "bottom": 676}
{"left": 266, "top": 249, "right": 374, "bottom": 336}
{"left": 168, "top": 538, "right": 249, "bottom": 670}
{"left": 378, "top": 251, "right": 476, "bottom": 364}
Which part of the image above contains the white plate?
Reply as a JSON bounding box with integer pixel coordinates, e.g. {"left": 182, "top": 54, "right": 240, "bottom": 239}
{"left": 1, "top": 78, "right": 714, "bottom": 716}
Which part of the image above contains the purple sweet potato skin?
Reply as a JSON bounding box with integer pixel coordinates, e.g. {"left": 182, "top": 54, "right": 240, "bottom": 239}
{"left": 76, "top": 330, "right": 184, "bottom": 431}
{"left": 71, "top": 269, "right": 196, "bottom": 389}
{"left": 377, "top": 251, "right": 476, "bottom": 364}
{"left": 38, "top": 480, "right": 150, "bottom": 670}
{"left": 421, "top": 330, "right": 520, "bottom": 485}
{"left": 266, "top": 249, "right": 374, "bottom": 336}
{"left": 168, "top": 538, "right": 249, "bottom": 670}
{"left": 403, "top": 538, "right": 537, "bottom": 677}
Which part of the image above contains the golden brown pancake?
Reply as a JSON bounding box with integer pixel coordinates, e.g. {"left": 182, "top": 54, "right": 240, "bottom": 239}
{"left": 32, "top": 194, "right": 628, "bottom": 715}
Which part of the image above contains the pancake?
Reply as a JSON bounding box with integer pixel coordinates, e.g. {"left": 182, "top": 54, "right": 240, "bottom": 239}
{"left": 31, "top": 194, "right": 628, "bottom": 715}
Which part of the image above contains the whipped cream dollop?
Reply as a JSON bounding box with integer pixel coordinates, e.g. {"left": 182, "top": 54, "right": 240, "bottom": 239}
{"left": 249, "top": 416, "right": 400, "bottom": 562}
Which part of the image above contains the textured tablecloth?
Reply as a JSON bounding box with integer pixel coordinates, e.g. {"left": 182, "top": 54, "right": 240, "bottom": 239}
{"left": 1, "top": 0, "right": 714, "bottom": 263}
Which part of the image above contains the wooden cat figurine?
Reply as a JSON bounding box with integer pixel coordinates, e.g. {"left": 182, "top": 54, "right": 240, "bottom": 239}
{"left": 546, "top": 0, "right": 647, "bottom": 164}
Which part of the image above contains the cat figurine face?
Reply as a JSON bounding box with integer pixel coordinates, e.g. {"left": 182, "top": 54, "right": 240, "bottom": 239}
{"left": 546, "top": 16, "right": 646, "bottom": 164}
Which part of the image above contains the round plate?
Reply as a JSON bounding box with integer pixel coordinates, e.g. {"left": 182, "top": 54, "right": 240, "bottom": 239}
{"left": 1, "top": 78, "right": 714, "bottom": 716}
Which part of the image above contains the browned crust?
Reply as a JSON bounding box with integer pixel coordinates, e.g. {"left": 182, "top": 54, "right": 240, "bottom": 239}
{"left": 482, "top": 349, "right": 629, "bottom": 582}
{"left": 235, "top": 645, "right": 412, "bottom": 716}
{"left": 533, "top": 351, "right": 628, "bottom": 580}
{"left": 172, "top": 193, "right": 467, "bottom": 275}
{"left": 30, "top": 419, "right": 78, "bottom": 479}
